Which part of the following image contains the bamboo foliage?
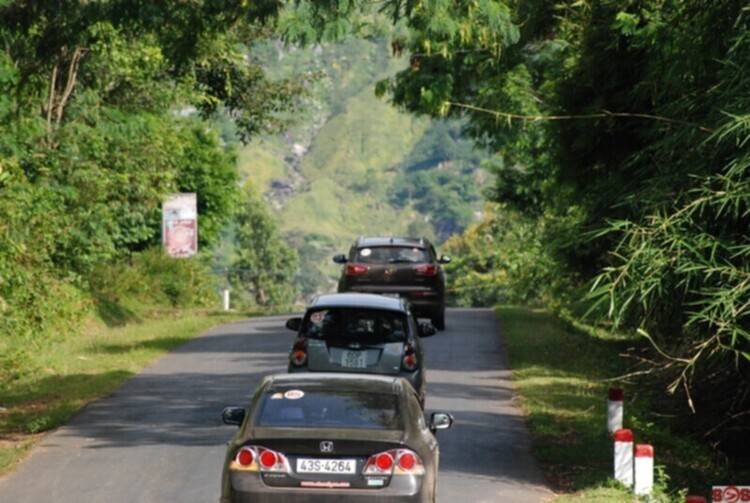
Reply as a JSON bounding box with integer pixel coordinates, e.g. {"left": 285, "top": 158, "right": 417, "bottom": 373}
{"left": 589, "top": 114, "right": 750, "bottom": 426}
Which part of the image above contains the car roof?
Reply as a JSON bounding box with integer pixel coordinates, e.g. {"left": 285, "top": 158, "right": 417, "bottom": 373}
{"left": 308, "top": 292, "right": 408, "bottom": 312}
{"left": 354, "top": 236, "right": 431, "bottom": 249}
{"left": 263, "top": 372, "right": 407, "bottom": 395}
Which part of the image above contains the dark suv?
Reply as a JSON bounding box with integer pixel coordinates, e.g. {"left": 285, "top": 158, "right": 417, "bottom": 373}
{"left": 333, "top": 237, "right": 450, "bottom": 329}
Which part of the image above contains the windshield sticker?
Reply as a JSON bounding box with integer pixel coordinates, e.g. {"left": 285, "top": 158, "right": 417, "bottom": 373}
{"left": 360, "top": 248, "right": 372, "bottom": 257}
{"left": 270, "top": 392, "right": 284, "bottom": 400}
{"left": 284, "top": 390, "right": 305, "bottom": 400}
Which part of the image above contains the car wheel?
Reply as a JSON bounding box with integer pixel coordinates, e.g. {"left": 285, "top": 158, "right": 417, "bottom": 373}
{"left": 431, "top": 311, "right": 445, "bottom": 331}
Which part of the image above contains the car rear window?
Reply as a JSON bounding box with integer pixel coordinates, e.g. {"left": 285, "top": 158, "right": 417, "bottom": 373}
{"left": 255, "top": 389, "right": 401, "bottom": 430}
{"left": 355, "top": 246, "right": 430, "bottom": 264}
{"left": 301, "top": 308, "right": 407, "bottom": 342}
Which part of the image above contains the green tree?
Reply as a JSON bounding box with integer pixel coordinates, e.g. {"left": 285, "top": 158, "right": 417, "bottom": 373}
{"left": 0, "top": 1, "right": 306, "bottom": 357}
{"left": 231, "top": 181, "right": 299, "bottom": 307}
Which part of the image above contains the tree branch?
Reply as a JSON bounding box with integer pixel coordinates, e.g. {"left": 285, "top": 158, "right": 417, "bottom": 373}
{"left": 446, "top": 102, "right": 714, "bottom": 133}
{"left": 46, "top": 63, "right": 59, "bottom": 145}
{"left": 55, "top": 47, "right": 88, "bottom": 126}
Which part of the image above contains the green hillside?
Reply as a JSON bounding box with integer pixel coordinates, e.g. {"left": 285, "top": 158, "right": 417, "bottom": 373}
{"left": 238, "top": 39, "right": 487, "bottom": 297}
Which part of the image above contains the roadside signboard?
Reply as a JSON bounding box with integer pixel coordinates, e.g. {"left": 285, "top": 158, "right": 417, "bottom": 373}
{"left": 163, "top": 193, "right": 198, "bottom": 258}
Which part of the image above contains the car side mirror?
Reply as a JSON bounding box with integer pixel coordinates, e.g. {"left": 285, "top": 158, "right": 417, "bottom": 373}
{"left": 429, "top": 412, "right": 454, "bottom": 433}
{"left": 221, "top": 407, "right": 246, "bottom": 427}
{"left": 438, "top": 255, "right": 451, "bottom": 264}
{"left": 333, "top": 254, "right": 347, "bottom": 264}
{"left": 419, "top": 322, "right": 437, "bottom": 338}
{"left": 286, "top": 317, "right": 302, "bottom": 331}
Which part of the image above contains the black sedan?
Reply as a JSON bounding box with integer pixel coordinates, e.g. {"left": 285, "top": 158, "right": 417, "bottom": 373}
{"left": 220, "top": 373, "right": 454, "bottom": 502}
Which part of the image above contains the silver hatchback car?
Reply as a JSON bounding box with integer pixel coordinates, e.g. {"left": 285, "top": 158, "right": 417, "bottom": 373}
{"left": 285, "top": 293, "right": 436, "bottom": 406}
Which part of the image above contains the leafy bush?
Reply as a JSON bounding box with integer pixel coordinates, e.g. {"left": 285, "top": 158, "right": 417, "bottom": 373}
{"left": 443, "top": 203, "right": 567, "bottom": 307}
{"left": 89, "top": 248, "right": 220, "bottom": 314}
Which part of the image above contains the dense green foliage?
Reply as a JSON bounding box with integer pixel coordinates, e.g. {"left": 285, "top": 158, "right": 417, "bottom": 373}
{"left": 0, "top": 2, "right": 302, "bottom": 378}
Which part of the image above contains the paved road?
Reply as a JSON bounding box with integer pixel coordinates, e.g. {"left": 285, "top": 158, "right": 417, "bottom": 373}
{"left": 0, "top": 308, "right": 552, "bottom": 502}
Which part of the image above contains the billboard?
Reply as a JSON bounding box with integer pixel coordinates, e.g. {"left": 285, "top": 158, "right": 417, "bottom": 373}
{"left": 163, "top": 193, "right": 198, "bottom": 258}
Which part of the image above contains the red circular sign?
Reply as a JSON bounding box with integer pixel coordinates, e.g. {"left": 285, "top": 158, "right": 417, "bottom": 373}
{"left": 723, "top": 486, "right": 741, "bottom": 503}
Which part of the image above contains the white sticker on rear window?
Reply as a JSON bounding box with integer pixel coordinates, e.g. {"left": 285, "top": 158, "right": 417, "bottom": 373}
{"left": 270, "top": 392, "right": 284, "bottom": 400}
{"left": 360, "top": 248, "right": 372, "bottom": 257}
{"left": 284, "top": 390, "right": 304, "bottom": 400}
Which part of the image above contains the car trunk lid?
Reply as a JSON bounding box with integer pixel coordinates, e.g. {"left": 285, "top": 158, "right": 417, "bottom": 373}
{"left": 306, "top": 339, "right": 402, "bottom": 375}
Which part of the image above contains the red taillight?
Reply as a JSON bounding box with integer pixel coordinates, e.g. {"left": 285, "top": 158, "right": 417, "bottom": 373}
{"left": 256, "top": 448, "right": 289, "bottom": 473}
{"left": 376, "top": 453, "right": 394, "bottom": 471}
{"left": 289, "top": 339, "right": 307, "bottom": 367}
{"left": 345, "top": 263, "right": 370, "bottom": 276}
{"left": 232, "top": 446, "right": 289, "bottom": 473}
{"left": 398, "top": 452, "right": 416, "bottom": 470}
{"left": 395, "top": 450, "right": 424, "bottom": 474}
{"left": 363, "top": 449, "right": 423, "bottom": 475}
{"left": 236, "top": 447, "right": 255, "bottom": 467}
{"left": 402, "top": 343, "right": 418, "bottom": 371}
{"left": 363, "top": 451, "right": 394, "bottom": 474}
{"left": 402, "top": 354, "right": 417, "bottom": 371}
{"left": 414, "top": 264, "right": 437, "bottom": 276}
{"left": 259, "top": 450, "right": 277, "bottom": 469}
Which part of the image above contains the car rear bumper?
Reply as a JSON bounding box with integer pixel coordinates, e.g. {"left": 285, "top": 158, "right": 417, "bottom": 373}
{"left": 223, "top": 472, "right": 430, "bottom": 502}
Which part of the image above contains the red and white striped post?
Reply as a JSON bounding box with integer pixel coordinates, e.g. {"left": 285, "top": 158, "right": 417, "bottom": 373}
{"left": 685, "top": 497, "right": 707, "bottom": 503}
{"left": 607, "top": 387, "right": 624, "bottom": 434}
{"left": 634, "top": 444, "right": 654, "bottom": 497}
{"left": 613, "top": 428, "right": 633, "bottom": 487}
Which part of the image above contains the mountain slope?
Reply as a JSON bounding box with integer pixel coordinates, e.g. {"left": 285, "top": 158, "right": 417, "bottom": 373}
{"left": 238, "top": 39, "right": 487, "bottom": 297}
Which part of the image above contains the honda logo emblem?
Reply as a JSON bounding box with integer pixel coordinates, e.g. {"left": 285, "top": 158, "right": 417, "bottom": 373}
{"left": 320, "top": 441, "right": 334, "bottom": 453}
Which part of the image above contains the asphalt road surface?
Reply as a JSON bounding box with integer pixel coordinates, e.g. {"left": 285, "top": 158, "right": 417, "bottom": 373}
{"left": 0, "top": 308, "right": 553, "bottom": 502}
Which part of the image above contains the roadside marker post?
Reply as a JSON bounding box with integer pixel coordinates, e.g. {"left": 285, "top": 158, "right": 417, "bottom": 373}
{"left": 222, "top": 288, "right": 231, "bottom": 311}
{"left": 608, "top": 387, "right": 624, "bottom": 434}
{"left": 634, "top": 444, "right": 654, "bottom": 497}
{"left": 613, "top": 428, "right": 634, "bottom": 487}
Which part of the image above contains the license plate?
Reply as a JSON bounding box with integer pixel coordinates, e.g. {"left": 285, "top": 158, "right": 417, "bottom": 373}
{"left": 341, "top": 350, "right": 367, "bottom": 368}
{"left": 297, "top": 458, "right": 357, "bottom": 474}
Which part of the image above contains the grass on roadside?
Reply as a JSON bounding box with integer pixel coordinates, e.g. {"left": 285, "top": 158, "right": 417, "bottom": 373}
{"left": 497, "top": 306, "right": 729, "bottom": 502}
{"left": 0, "top": 310, "right": 245, "bottom": 476}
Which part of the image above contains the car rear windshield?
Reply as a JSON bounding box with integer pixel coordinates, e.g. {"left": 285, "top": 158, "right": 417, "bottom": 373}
{"left": 354, "top": 246, "right": 430, "bottom": 264}
{"left": 255, "top": 389, "right": 401, "bottom": 430}
{"left": 301, "top": 308, "right": 407, "bottom": 342}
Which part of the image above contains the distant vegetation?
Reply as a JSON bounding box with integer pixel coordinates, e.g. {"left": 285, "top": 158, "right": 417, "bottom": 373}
{"left": 237, "top": 39, "right": 489, "bottom": 299}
